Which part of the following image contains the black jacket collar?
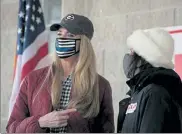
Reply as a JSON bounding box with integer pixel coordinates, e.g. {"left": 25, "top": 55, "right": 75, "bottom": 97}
{"left": 126, "top": 67, "right": 182, "bottom": 106}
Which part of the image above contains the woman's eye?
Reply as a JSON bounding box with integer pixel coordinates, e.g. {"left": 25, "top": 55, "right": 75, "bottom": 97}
{"left": 57, "top": 31, "right": 61, "bottom": 36}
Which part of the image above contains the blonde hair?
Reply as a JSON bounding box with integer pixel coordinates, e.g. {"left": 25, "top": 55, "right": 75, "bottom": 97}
{"left": 51, "top": 35, "right": 99, "bottom": 118}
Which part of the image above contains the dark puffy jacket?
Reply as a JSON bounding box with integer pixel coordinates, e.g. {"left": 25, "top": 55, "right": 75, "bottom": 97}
{"left": 118, "top": 67, "right": 182, "bottom": 133}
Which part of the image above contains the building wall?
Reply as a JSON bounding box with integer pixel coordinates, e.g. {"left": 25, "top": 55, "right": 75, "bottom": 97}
{"left": 1, "top": 0, "right": 182, "bottom": 132}
{"left": 1, "top": 0, "right": 19, "bottom": 132}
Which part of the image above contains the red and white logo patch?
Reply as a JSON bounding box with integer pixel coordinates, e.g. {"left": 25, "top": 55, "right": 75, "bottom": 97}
{"left": 126, "top": 103, "right": 137, "bottom": 114}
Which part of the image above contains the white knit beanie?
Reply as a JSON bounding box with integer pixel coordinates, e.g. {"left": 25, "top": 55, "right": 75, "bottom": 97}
{"left": 127, "top": 28, "right": 174, "bottom": 69}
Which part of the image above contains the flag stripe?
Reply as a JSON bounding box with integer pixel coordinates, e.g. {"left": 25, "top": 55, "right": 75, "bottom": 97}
{"left": 57, "top": 53, "right": 75, "bottom": 57}
{"left": 34, "top": 54, "right": 53, "bottom": 70}
{"left": 175, "top": 54, "right": 182, "bottom": 80}
{"left": 57, "top": 45, "right": 75, "bottom": 47}
{"left": 169, "top": 29, "right": 182, "bottom": 34}
{"left": 58, "top": 42, "right": 75, "bottom": 45}
{"left": 21, "top": 31, "right": 48, "bottom": 69}
{"left": 56, "top": 50, "right": 75, "bottom": 54}
{"left": 21, "top": 42, "right": 48, "bottom": 81}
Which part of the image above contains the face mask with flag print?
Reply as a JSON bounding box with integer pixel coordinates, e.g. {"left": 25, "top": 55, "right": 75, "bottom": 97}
{"left": 55, "top": 38, "right": 80, "bottom": 58}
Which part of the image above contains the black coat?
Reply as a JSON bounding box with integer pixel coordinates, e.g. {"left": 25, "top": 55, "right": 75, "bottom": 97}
{"left": 118, "top": 67, "right": 182, "bottom": 133}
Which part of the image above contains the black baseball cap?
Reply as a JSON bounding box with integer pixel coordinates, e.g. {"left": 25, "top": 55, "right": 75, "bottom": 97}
{"left": 50, "top": 13, "right": 94, "bottom": 39}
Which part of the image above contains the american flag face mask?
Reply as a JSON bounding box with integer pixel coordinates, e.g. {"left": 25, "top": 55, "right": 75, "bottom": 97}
{"left": 55, "top": 38, "right": 80, "bottom": 58}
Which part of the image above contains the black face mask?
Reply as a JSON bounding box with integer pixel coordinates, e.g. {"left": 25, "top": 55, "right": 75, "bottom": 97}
{"left": 123, "top": 54, "right": 135, "bottom": 78}
{"left": 123, "top": 53, "right": 152, "bottom": 79}
{"left": 123, "top": 53, "right": 142, "bottom": 79}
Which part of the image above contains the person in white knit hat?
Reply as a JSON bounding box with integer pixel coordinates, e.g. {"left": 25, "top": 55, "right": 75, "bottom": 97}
{"left": 117, "top": 28, "right": 182, "bottom": 133}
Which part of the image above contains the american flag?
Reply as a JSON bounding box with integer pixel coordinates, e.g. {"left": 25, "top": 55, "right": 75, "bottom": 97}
{"left": 9, "top": 0, "right": 51, "bottom": 116}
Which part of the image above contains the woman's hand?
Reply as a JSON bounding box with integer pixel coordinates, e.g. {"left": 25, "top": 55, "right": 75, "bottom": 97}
{"left": 38, "top": 108, "right": 76, "bottom": 128}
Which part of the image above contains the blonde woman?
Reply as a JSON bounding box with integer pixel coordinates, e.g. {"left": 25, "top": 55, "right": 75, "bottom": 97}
{"left": 7, "top": 14, "right": 114, "bottom": 133}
